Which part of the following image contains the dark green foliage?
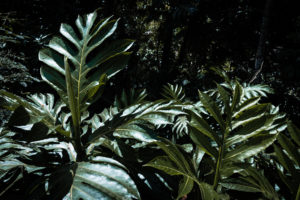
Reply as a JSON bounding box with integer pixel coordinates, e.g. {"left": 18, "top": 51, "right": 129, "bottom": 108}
{"left": 0, "top": 11, "right": 141, "bottom": 199}
{"left": 0, "top": 2, "right": 299, "bottom": 200}
{"left": 146, "top": 79, "right": 285, "bottom": 199}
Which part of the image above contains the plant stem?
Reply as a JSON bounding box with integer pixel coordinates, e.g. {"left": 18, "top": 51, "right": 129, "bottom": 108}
{"left": 64, "top": 57, "right": 84, "bottom": 161}
{"left": 213, "top": 143, "right": 224, "bottom": 189}
{"left": 213, "top": 127, "right": 229, "bottom": 189}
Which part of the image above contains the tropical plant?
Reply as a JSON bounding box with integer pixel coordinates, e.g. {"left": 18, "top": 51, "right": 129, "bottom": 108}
{"left": 146, "top": 79, "right": 287, "bottom": 199}
{"left": 0, "top": 8, "right": 296, "bottom": 200}
{"left": 0, "top": 10, "right": 146, "bottom": 199}
{"left": 0, "top": 9, "right": 193, "bottom": 199}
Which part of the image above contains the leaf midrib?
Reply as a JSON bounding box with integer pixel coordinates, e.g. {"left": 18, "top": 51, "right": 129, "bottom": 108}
{"left": 77, "top": 37, "right": 87, "bottom": 110}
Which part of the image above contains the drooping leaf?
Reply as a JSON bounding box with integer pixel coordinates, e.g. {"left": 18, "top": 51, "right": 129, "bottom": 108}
{"left": 277, "top": 133, "right": 300, "bottom": 166}
{"left": 274, "top": 144, "right": 297, "bottom": 176}
{"left": 274, "top": 121, "right": 300, "bottom": 197}
{"left": 189, "top": 126, "right": 218, "bottom": 159}
{"left": 198, "top": 90, "right": 225, "bottom": 130}
{"left": 145, "top": 140, "right": 210, "bottom": 198}
{"left": 192, "top": 147, "right": 205, "bottom": 172}
{"left": 189, "top": 111, "right": 220, "bottom": 145}
{"left": 155, "top": 139, "right": 192, "bottom": 173}
{"left": 238, "top": 167, "right": 279, "bottom": 199}
{"left": 224, "top": 133, "right": 278, "bottom": 163}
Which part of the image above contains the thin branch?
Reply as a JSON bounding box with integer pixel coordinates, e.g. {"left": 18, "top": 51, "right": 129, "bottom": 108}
{"left": 250, "top": 0, "right": 272, "bottom": 83}
{"left": 249, "top": 61, "right": 264, "bottom": 84}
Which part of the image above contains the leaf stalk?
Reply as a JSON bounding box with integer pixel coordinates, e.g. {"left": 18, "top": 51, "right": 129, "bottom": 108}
{"left": 64, "top": 57, "right": 85, "bottom": 161}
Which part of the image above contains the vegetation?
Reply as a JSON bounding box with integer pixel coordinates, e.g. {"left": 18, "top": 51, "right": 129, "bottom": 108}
{"left": 0, "top": 1, "right": 299, "bottom": 200}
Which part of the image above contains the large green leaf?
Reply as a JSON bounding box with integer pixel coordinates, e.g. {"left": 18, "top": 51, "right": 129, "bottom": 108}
{"left": 232, "top": 103, "right": 269, "bottom": 128}
{"left": 187, "top": 79, "right": 285, "bottom": 194}
{"left": 65, "top": 159, "right": 140, "bottom": 200}
{"left": 39, "top": 11, "right": 134, "bottom": 109}
{"left": 144, "top": 142, "right": 198, "bottom": 197}
{"left": 232, "top": 97, "right": 260, "bottom": 119}
{"left": 23, "top": 157, "right": 140, "bottom": 200}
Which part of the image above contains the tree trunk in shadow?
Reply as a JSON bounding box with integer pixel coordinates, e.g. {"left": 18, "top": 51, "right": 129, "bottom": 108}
{"left": 250, "top": 0, "right": 273, "bottom": 84}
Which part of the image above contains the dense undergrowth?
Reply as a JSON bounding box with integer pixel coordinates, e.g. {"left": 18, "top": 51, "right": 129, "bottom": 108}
{"left": 0, "top": 10, "right": 299, "bottom": 200}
